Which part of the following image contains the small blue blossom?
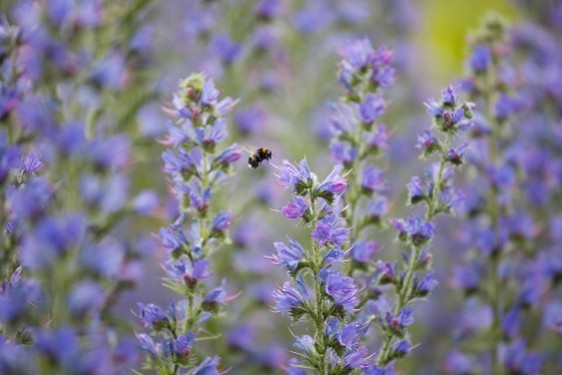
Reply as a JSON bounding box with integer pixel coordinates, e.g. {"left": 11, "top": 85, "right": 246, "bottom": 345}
{"left": 325, "top": 271, "right": 359, "bottom": 313}
{"left": 271, "top": 239, "right": 305, "bottom": 272}
{"left": 359, "top": 93, "right": 385, "bottom": 124}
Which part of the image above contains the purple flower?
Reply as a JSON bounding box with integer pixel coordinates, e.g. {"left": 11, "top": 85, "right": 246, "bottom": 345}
{"left": 365, "top": 124, "right": 390, "bottom": 150}
{"left": 444, "top": 351, "right": 475, "bottom": 374}
{"left": 20, "top": 213, "right": 87, "bottom": 270}
{"left": 256, "top": 0, "right": 282, "bottom": 20}
{"left": 273, "top": 280, "right": 309, "bottom": 314}
{"left": 174, "top": 332, "right": 196, "bottom": 358}
{"left": 494, "top": 93, "right": 517, "bottom": 121}
{"left": 280, "top": 196, "right": 309, "bottom": 220}
{"left": 441, "top": 86, "right": 459, "bottom": 106}
{"left": 67, "top": 281, "right": 105, "bottom": 317}
{"left": 391, "top": 216, "right": 435, "bottom": 246}
{"left": 234, "top": 106, "right": 265, "bottom": 134}
{"left": 361, "top": 164, "right": 385, "bottom": 192}
{"left": 192, "top": 355, "right": 221, "bottom": 375}
{"left": 312, "top": 214, "right": 349, "bottom": 247}
{"left": 316, "top": 164, "right": 348, "bottom": 195}
{"left": 202, "top": 280, "right": 228, "bottom": 313}
{"left": 330, "top": 140, "right": 358, "bottom": 166}
{"left": 487, "top": 165, "right": 516, "bottom": 191}
{"left": 351, "top": 240, "right": 379, "bottom": 263}
{"left": 166, "top": 257, "right": 210, "bottom": 287}
{"left": 469, "top": 45, "right": 492, "bottom": 73}
{"left": 371, "top": 45, "right": 396, "bottom": 88}
{"left": 270, "top": 239, "right": 305, "bottom": 272}
{"left": 413, "top": 272, "right": 439, "bottom": 297}
{"left": 416, "top": 130, "right": 439, "bottom": 156}
{"left": 544, "top": 301, "right": 562, "bottom": 334}
{"left": 366, "top": 196, "right": 389, "bottom": 222}
{"left": 445, "top": 144, "right": 468, "bottom": 165}
{"left": 386, "top": 307, "right": 415, "bottom": 330}
{"left": 392, "top": 340, "right": 411, "bottom": 358}
{"left": 276, "top": 159, "right": 314, "bottom": 192}
{"left": 137, "top": 303, "right": 169, "bottom": 330}
{"left": 227, "top": 324, "right": 254, "bottom": 350}
{"left": 338, "top": 322, "right": 369, "bottom": 349}
{"left": 133, "top": 190, "right": 159, "bottom": 215}
{"left": 157, "top": 226, "right": 186, "bottom": 253}
{"left": 504, "top": 340, "right": 542, "bottom": 375}
{"left": 344, "top": 346, "right": 369, "bottom": 368}
{"left": 211, "top": 34, "right": 242, "bottom": 65}
{"left": 325, "top": 271, "right": 359, "bottom": 313}
{"left": 211, "top": 211, "right": 233, "bottom": 234}
{"left": 212, "top": 144, "right": 242, "bottom": 168}
{"left": 8, "top": 177, "right": 51, "bottom": 221}
{"left": 21, "top": 152, "right": 43, "bottom": 174}
{"left": 425, "top": 98, "right": 444, "bottom": 117}
{"left": 338, "top": 38, "right": 374, "bottom": 70}
{"left": 407, "top": 176, "right": 426, "bottom": 204}
{"left": 137, "top": 333, "right": 157, "bottom": 357}
{"left": 359, "top": 93, "right": 385, "bottom": 124}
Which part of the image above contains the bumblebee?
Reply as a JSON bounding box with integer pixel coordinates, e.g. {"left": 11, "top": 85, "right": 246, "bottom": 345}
{"left": 248, "top": 147, "right": 272, "bottom": 169}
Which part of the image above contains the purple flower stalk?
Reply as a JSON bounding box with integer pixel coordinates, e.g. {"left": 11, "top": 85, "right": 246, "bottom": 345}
{"left": 271, "top": 159, "right": 374, "bottom": 373}
{"left": 137, "top": 73, "right": 239, "bottom": 374}
{"left": 375, "top": 84, "right": 474, "bottom": 367}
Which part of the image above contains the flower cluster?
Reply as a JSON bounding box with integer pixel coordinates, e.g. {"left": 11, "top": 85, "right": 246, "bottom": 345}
{"left": 272, "top": 159, "right": 378, "bottom": 374}
{"left": 369, "top": 85, "right": 473, "bottom": 370}
{"left": 0, "top": 1, "right": 158, "bottom": 373}
{"left": 445, "top": 11, "right": 562, "bottom": 374}
{"left": 330, "top": 39, "right": 394, "bottom": 268}
{"left": 136, "top": 73, "right": 240, "bottom": 374}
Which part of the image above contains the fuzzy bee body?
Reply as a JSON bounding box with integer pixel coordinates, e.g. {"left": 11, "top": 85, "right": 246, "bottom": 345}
{"left": 248, "top": 147, "right": 272, "bottom": 169}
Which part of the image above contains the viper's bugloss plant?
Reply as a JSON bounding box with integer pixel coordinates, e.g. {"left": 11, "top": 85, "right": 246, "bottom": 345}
{"left": 272, "top": 159, "right": 376, "bottom": 374}
{"left": 136, "top": 73, "right": 240, "bottom": 374}
{"left": 0, "top": 1, "right": 158, "bottom": 373}
{"left": 369, "top": 85, "right": 474, "bottom": 370}
{"left": 331, "top": 38, "right": 394, "bottom": 244}
{"left": 445, "top": 11, "right": 562, "bottom": 375}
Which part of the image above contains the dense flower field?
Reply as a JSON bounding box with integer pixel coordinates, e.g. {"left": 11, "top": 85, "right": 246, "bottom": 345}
{"left": 1, "top": 1, "right": 561, "bottom": 374}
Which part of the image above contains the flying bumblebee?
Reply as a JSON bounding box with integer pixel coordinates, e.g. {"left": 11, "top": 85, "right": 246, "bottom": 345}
{"left": 248, "top": 147, "right": 272, "bottom": 169}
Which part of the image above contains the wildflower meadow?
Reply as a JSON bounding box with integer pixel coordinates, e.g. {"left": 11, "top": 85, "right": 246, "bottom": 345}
{"left": 1, "top": 1, "right": 561, "bottom": 374}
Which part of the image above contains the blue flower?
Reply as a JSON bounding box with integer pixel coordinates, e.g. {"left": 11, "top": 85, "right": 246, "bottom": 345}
{"left": 391, "top": 216, "right": 435, "bottom": 246}
{"left": 338, "top": 38, "right": 375, "bottom": 70}
{"left": 359, "top": 93, "right": 385, "bottom": 124}
{"left": 351, "top": 240, "right": 379, "bottom": 263}
{"left": 407, "top": 176, "right": 426, "bottom": 204}
{"left": 67, "top": 281, "right": 105, "bottom": 317}
{"left": 386, "top": 307, "right": 414, "bottom": 330}
{"left": 338, "top": 322, "right": 369, "bottom": 349}
{"left": 392, "top": 340, "right": 411, "bottom": 358}
{"left": 281, "top": 196, "right": 309, "bottom": 220}
{"left": 294, "top": 335, "right": 316, "bottom": 354}
{"left": 137, "top": 303, "right": 169, "bottom": 330}
{"left": 344, "top": 346, "right": 369, "bottom": 368}
{"left": 416, "top": 130, "right": 439, "bottom": 156}
{"left": 211, "top": 211, "right": 233, "bottom": 235}
{"left": 273, "top": 280, "right": 309, "bottom": 314}
{"left": 276, "top": 159, "right": 315, "bottom": 192}
{"left": 271, "top": 239, "right": 305, "bottom": 272}
{"left": 192, "top": 355, "right": 221, "bottom": 375}
{"left": 202, "top": 280, "right": 228, "bottom": 312}
{"left": 469, "top": 45, "right": 492, "bottom": 73}
{"left": 316, "top": 164, "right": 348, "bottom": 195}
{"left": 361, "top": 164, "right": 385, "bottom": 192}
{"left": 325, "top": 271, "right": 359, "bottom": 313}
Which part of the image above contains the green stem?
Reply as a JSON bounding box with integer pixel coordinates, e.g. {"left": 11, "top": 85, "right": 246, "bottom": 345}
{"left": 308, "top": 196, "right": 327, "bottom": 373}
